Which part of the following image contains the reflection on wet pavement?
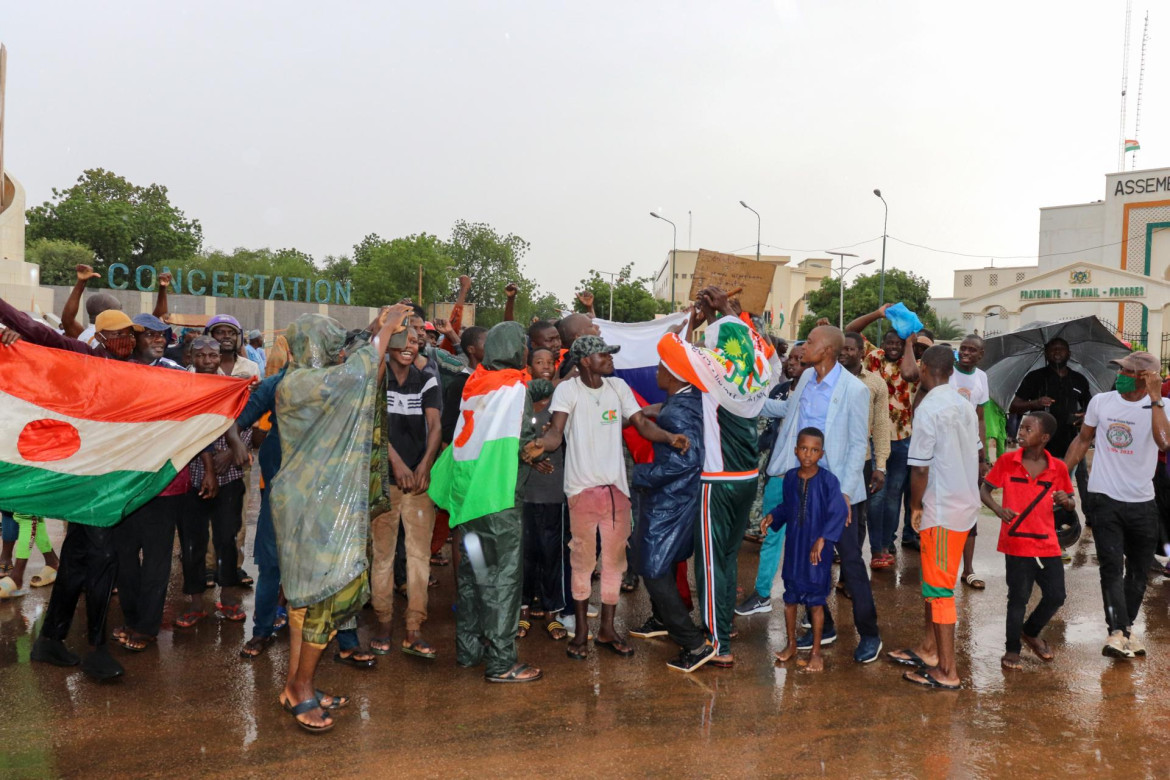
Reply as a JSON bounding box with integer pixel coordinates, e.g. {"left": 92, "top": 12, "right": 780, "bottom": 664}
{"left": 2, "top": 501, "right": 1169, "bottom": 778}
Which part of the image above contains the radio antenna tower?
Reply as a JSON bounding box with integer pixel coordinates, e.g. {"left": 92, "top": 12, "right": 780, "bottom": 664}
{"left": 1117, "top": 0, "right": 1132, "bottom": 172}
{"left": 1132, "top": 12, "right": 1149, "bottom": 171}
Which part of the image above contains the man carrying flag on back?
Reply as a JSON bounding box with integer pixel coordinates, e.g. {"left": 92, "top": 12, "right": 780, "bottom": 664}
{"left": 429, "top": 321, "right": 544, "bottom": 683}
{"left": 0, "top": 296, "right": 250, "bottom": 681}
{"left": 661, "top": 287, "right": 772, "bottom": 667}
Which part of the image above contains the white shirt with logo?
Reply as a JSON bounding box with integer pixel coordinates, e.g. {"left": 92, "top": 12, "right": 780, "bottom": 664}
{"left": 949, "top": 366, "right": 989, "bottom": 407}
{"left": 1085, "top": 391, "right": 1170, "bottom": 503}
{"left": 907, "top": 385, "right": 981, "bottom": 532}
{"left": 549, "top": 375, "right": 642, "bottom": 498}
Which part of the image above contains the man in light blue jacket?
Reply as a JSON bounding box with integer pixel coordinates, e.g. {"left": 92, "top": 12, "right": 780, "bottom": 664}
{"left": 758, "top": 325, "right": 882, "bottom": 663}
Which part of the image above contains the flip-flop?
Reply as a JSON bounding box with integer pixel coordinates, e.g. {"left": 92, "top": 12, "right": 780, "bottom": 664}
{"left": 1022, "top": 635, "right": 1055, "bottom": 661}
{"left": 315, "top": 689, "right": 349, "bottom": 710}
{"left": 902, "top": 669, "right": 961, "bottom": 690}
{"left": 0, "top": 576, "right": 27, "bottom": 600}
{"left": 963, "top": 574, "right": 986, "bottom": 590}
{"left": 175, "top": 610, "right": 208, "bottom": 628}
{"left": 333, "top": 651, "right": 377, "bottom": 669}
{"left": 30, "top": 566, "right": 57, "bottom": 588}
{"left": 887, "top": 648, "right": 928, "bottom": 668}
{"left": 546, "top": 620, "right": 568, "bottom": 641}
{"left": 370, "top": 637, "right": 394, "bottom": 655}
{"left": 566, "top": 643, "right": 589, "bottom": 661}
{"left": 240, "top": 635, "right": 277, "bottom": 658}
{"left": 401, "top": 639, "right": 436, "bottom": 659}
{"left": 709, "top": 657, "right": 735, "bottom": 668}
{"left": 518, "top": 619, "right": 531, "bottom": 639}
{"left": 281, "top": 696, "right": 334, "bottom": 734}
{"left": 595, "top": 639, "right": 635, "bottom": 657}
{"left": 485, "top": 663, "right": 543, "bottom": 683}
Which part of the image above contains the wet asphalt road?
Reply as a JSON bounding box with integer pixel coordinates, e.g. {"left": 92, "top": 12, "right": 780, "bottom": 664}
{"left": 2, "top": 483, "right": 1170, "bottom": 779}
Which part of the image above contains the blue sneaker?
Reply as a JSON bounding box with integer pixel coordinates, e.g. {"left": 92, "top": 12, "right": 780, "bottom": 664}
{"left": 795, "top": 626, "right": 837, "bottom": 651}
{"left": 853, "top": 635, "right": 883, "bottom": 664}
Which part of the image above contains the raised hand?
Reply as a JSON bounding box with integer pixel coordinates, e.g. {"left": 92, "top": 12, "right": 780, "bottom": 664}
{"left": 576, "top": 290, "right": 594, "bottom": 308}
{"left": 458, "top": 275, "right": 472, "bottom": 292}
{"left": 504, "top": 282, "right": 519, "bottom": 299}
{"left": 158, "top": 271, "right": 172, "bottom": 289}
{"left": 76, "top": 264, "right": 100, "bottom": 282}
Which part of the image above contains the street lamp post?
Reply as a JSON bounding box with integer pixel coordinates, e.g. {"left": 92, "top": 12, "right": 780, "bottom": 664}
{"left": 739, "top": 201, "right": 761, "bottom": 263}
{"left": 873, "top": 189, "right": 888, "bottom": 306}
{"left": 650, "top": 212, "right": 678, "bottom": 310}
{"left": 597, "top": 270, "right": 618, "bottom": 320}
{"left": 827, "top": 252, "right": 875, "bottom": 329}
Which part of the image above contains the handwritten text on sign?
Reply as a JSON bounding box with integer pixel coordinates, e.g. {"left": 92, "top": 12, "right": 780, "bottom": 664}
{"left": 687, "top": 249, "right": 774, "bottom": 315}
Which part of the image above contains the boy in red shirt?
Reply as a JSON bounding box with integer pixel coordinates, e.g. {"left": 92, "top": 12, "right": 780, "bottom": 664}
{"left": 981, "top": 411, "right": 1074, "bottom": 670}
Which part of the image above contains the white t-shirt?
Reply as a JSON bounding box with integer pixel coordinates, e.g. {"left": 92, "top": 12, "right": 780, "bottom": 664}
{"left": 949, "top": 366, "right": 989, "bottom": 407}
{"left": 549, "top": 375, "right": 642, "bottom": 497}
{"left": 77, "top": 325, "right": 99, "bottom": 348}
{"left": 1085, "top": 391, "right": 1170, "bottom": 503}
{"left": 907, "top": 385, "right": 981, "bottom": 532}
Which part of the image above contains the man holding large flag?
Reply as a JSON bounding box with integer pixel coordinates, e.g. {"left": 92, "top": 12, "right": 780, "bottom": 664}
{"left": 0, "top": 296, "right": 251, "bottom": 681}
{"left": 662, "top": 287, "right": 772, "bottom": 667}
{"left": 429, "top": 321, "right": 544, "bottom": 683}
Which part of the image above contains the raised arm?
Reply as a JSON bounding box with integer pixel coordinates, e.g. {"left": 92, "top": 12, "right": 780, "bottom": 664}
{"left": 372, "top": 304, "right": 413, "bottom": 382}
{"left": 503, "top": 282, "right": 518, "bottom": 322}
{"left": 845, "top": 303, "right": 891, "bottom": 335}
{"left": 153, "top": 271, "right": 172, "bottom": 319}
{"left": 0, "top": 294, "right": 96, "bottom": 355}
{"left": 576, "top": 290, "right": 596, "bottom": 319}
{"left": 899, "top": 333, "right": 920, "bottom": 383}
{"left": 60, "top": 264, "right": 101, "bottom": 339}
{"left": 1144, "top": 371, "right": 1170, "bottom": 452}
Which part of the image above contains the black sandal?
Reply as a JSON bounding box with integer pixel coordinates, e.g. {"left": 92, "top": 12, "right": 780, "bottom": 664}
{"left": 485, "top": 663, "right": 543, "bottom": 683}
{"left": 334, "top": 650, "right": 377, "bottom": 669}
{"left": 595, "top": 638, "right": 635, "bottom": 657}
{"left": 240, "top": 635, "right": 277, "bottom": 659}
{"left": 281, "top": 696, "right": 334, "bottom": 733}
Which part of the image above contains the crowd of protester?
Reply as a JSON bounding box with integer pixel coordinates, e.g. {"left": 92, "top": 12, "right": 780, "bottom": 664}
{"left": 2, "top": 265, "right": 1170, "bottom": 733}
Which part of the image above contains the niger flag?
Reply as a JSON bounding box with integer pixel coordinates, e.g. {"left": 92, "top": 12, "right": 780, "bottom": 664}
{"left": 0, "top": 341, "right": 251, "bottom": 526}
{"left": 429, "top": 365, "right": 527, "bottom": 526}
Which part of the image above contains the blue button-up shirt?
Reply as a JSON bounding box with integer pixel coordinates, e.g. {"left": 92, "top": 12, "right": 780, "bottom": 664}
{"left": 798, "top": 361, "right": 842, "bottom": 433}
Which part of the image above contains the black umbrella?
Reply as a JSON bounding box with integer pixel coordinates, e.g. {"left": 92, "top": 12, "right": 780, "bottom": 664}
{"left": 979, "top": 316, "right": 1132, "bottom": 410}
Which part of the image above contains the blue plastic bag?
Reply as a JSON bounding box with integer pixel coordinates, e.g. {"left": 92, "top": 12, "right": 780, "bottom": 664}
{"left": 885, "top": 302, "right": 924, "bottom": 340}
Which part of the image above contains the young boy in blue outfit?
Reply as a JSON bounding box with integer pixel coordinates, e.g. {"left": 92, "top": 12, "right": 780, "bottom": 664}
{"left": 763, "top": 427, "right": 849, "bottom": 672}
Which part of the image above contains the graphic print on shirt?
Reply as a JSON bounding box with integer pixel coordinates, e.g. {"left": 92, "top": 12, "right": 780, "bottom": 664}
{"left": 601, "top": 409, "right": 619, "bottom": 424}
{"left": 1105, "top": 422, "right": 1134, "bottom": 451}
{"left": 1005, "top": 477, "right": 1053, "bottom": 540}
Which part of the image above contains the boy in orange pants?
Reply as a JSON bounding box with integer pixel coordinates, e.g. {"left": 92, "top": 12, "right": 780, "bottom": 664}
{"left": 887, "top": 346, "right": 981, "bottom": 690}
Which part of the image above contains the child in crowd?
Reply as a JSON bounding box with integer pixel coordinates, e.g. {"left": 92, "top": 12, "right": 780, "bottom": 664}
{"left": 765, "top": 427, "right": 849, "bottom": 672}
{"left": 0, "top": 512, "right": 60, "bottom": 599}
{"left": 981, "top": 411, "right": 1072, "bottom": 670}
{"left": 520, "top": 347, "right": 568, "bottom": 639}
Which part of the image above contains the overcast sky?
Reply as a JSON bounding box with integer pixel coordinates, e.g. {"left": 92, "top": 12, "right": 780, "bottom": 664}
{"left": 4, "top": 1, "right": 1167, "bottom": 303}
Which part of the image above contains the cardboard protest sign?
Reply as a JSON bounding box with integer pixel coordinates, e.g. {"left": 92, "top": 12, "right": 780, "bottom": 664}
{"left": 687, "top": 250, "right": 774, "bottom": 315}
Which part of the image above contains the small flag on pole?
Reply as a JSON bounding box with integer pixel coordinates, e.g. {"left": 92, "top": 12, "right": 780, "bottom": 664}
{"left": 1125, "top": 139, "right": 1140, "bottom": 152}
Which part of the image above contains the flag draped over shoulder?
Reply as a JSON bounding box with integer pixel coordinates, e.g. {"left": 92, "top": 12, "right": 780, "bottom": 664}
{"left": 657, "top": 314, "right": 772, "bottom": 417}
{"left": 429, "top": 365, "right": 527, "bottom": 526}
{"left": 0, "top": 341, "right": 250, "bottom": 526}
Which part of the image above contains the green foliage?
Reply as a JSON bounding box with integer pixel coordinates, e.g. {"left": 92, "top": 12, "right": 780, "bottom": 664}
{"left": 926, "top": 315, "right": 964, "bottom": 341}
{"left": 446, "top": 220, "right": 534, "bottom": 327}
{"left": 25, "top": 238, "right": 95, "bottom": 286}
{"left": 26, "top": 168, "right": 202, "bottom": 272}
{"left": 798, "top": 268, "right": 934, "bottom": 342}
{"left": 349, "top": 233, "right": 454, "bottom": 308}
{"left": 515, "top": 292, "right": 566, "bottom": 325}
{"left": 576, "top": 263, "right": 669, "bottom": 323}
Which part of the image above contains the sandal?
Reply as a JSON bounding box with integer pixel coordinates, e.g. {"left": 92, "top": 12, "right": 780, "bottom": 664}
{"left": 280, "top": 695, "right": 334, "bottom": 734}
{"left": 963, "top": 573, "right": 986, "bottom": 590}
{"left": 546, "top": 620, "right": 568, "bottom": 641}
{"left": 216, "top": 602, "right": 247, "bottom": 622}
{"left": 175, "top": 610, "right": 208, "bottom": 628}
{"left": 1022, "top": 634, "right": 1055, "bottom": 661}
{"left": 430, "top": 552, "right": 450, "bottom": 567}
{"left": 370, "top": 636, "right": 393, "bottom": 655}
{"left": 887, "top": 648, "right": 929, "bottom": 668}
{"left": 1001, "top": 652, "right": 1024, "bottom": 671}
{"left": 595, "top": 638, "right": 635, "bottom": 657}
{"left": 0, "top": 561, "right": 12, "bottom": 576}
{"left": 518, "top": 619, "right": 531, "bottom": 639}
{"left": 116, "top": 633, "right": 151, "bottom": 653}
{"left": 240, "top": 635, "right": 277, "bottom": 658}
{"left": 315, "top": 689, "right": 349, "bottom": 710}
{"left": 566, "top": 642, "right": 589, "bottom": 660}
{"left": 401, "top": 638, "right": 437, "bottom": 659}
{"left": 529, "top": 608, "right": 546, "bottom": 620}
{"left": 902, "top": 669, "right": 961, "bottom": 690}
{"left": 30, "top": 566, "right": 57, "bottom": 588}
{"left": 0, "top": 576, "right": 27, "bottom": 600}
{"left": 273, "top": 606, "right": 288, "bottom": 631}
{"left": 204, "top": 570, "right": 216, "bottom": 589}
{"left": 485, "top": 663, "right": 543, "bottom": 684}
{"left": 334, "top": 650, "right": 377, "bottom": 669}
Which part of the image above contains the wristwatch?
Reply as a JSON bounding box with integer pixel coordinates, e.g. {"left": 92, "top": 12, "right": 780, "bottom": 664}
{"left": 1152, "top": 399, "right": 1165, "bottom": 408}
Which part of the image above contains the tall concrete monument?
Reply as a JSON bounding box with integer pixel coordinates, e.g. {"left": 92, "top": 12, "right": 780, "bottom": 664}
{"left": 0, "top": 43, "right": 54, "bottom": 312}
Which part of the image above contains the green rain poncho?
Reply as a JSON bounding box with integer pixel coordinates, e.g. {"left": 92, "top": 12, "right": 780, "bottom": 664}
{"left": 269, "top": 314, "right": 380, "bottom": 608}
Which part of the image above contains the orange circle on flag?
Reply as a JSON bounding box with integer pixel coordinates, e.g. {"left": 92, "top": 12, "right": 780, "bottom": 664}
{"left": 17, "top": 419, "right": 82, "bottom": 462}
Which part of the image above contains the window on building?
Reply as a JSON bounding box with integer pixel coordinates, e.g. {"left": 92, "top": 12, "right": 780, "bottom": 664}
{"left": 989, "top": 273, "right": 999, "bottom": 287}
{"left": 1016, "top": 272, "right": 1025, "bottom": 282}
{"left": 963, "top": 274, "right": 972, "bottom": 287}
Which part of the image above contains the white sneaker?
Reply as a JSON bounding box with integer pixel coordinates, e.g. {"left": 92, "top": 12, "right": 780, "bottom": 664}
{"left": 1103, "top": 630, "right": 1134, "bottom": 659}
{"left": 1125, "top": 633, "right": 1147, "bottom": 657}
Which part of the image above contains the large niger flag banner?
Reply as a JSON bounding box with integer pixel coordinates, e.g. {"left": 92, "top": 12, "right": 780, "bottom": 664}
{"left": 429, "top": 366, "right": 526, "bottom": 527}
{"left": 0, "top": 341, "right": 251, "bottom": 526}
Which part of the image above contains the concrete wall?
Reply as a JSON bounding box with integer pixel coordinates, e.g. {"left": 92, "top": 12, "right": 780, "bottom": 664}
{"left": 1038, "top": 202, "right": 1105, "bottom": 273}
{"left": 952, "top": 265, "right": 1038, "bottom": 299}
{"left": 0, "top": 172, "right": 24, "bottom": 263}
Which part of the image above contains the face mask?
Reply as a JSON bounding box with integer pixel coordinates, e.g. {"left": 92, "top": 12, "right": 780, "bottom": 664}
{"left": 101, "top": 334, "right": 136, "bottom": 358}
{"left": 1115, "top": 374, "right": 1137, "bottom": 394}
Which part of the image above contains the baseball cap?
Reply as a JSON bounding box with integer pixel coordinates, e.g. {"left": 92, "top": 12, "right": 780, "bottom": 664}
{"left": 94, "top": 310, "right": 140, "bottom": 333}
{"left": 132, "top": 313, "right": 170, "bottom": 333}
{"left": 1109, "top": 351, "right": 1161, "bottom": 373}
{"left": 569, "top": 334, "right": 620, "bottom": 362}
{"left": 424, "top": 321, "right": 437, "bottom": 332}
{"left": 915, "top": 334, "right": 935, "bottom": 348}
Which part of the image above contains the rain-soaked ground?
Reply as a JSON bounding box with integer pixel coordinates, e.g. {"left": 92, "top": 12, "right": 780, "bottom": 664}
{"left": 3, "top": 483, "right": 1170, "bottom": 779}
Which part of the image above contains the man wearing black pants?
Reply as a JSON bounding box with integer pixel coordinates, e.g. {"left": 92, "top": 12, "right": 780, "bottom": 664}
{"left": 1065, "top": 351, "right": 1170, "bottom": 658}
{"left": 113, "top": 492, "right": 187, "bottom": 651}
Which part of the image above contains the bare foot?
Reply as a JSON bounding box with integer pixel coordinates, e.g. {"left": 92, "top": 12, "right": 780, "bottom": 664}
{"left": 1021, "top": 634, "right": 1054, "bottom": 661}
{"left": 804, "top": 654, "right": 824, "bottom": 672}
{"left": 774, "top": 644, "right": 798, "bottom": 663}
{"left": 1001, "top": 652, "right": 1023, "bottom": 670}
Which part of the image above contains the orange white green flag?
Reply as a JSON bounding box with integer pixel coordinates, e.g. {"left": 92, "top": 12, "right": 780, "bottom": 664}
{"left": 428, "top": 365, "right": 527, "bottom": 526}
{"left": 0, "top": 341, "right": 251, "bottom": 526}
{"left": 1126, "top": 139, "right": 1140, "bottom": 152}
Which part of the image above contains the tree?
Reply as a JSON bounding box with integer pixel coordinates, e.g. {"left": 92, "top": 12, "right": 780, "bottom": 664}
{"left": 926, "top": 315, "right": 964, "bottom": 341}
{"left": 25, "top": 238, "right": 96, "bottom": 286}
{"left": 515, "top": 291, "right": 565, "bottom": 325}
{"left": 349, "top": 233, "right": 454, "bottom": 307}
{"left": 797, "top": 268, "right": 935, "bottom": 342}
{"left": 576, "top": 263, "right": 671, "bottom": 322}
{"left": 445, "top": 220, "right": 533, "bottom": 327}
{"left": 26, "top": 168, "right": 202, "bottom": 272}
